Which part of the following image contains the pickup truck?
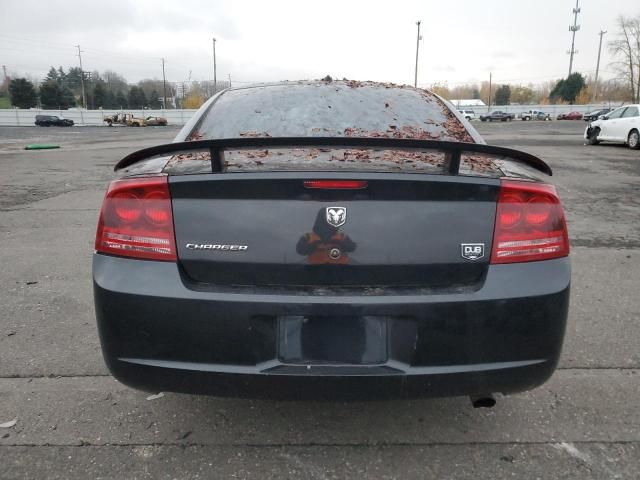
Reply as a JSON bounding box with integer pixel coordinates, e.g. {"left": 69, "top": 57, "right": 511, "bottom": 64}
{"left": 519, "top": 110, "right": 551, "bottom": 121}
{"left": 479, "top": 111, "right": 515, "bottom": 122}
{"left": 458, "top": 110, "right": 476, "bottom": 121}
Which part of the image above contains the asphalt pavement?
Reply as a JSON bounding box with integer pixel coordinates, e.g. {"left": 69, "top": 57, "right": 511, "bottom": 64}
{"left": 0, "top": 121, "right": 638, "bottom": 479}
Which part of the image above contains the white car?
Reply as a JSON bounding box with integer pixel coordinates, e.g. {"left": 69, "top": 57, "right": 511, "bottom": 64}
{"left": 585, "top": 105, "right": 640, "bottom": 149}
{"left": 458, "top": 110, "right": 476, "bottom": 121}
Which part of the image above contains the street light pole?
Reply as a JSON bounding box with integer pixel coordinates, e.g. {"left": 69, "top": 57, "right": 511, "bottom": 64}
{"left": 212, "top": 37, "right": 217, "bottom": 94}
{"left": 414, "top": 21, "right": 421, "bottom": 88}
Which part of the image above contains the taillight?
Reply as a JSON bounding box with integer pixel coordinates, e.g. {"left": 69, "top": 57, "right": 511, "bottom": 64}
{"left": 491, "top": 180, "right": 569, "bottom": 264}
{"left": 95, "top": 176, "right": 177, "bottom": 261}
{"left": 304, "top": 180, "right": 368, "bottom": 189}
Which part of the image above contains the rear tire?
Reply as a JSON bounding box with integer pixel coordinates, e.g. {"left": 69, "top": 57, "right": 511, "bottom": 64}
{"left": 628, "top": 129, "right": 640, "bottom": 150}
{"left": 588, "top": 128, "right": 600, "bottom": 145}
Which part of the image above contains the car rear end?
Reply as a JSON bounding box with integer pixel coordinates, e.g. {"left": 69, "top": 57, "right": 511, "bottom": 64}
{"left": 93, "top": 82, "right": 570, "bottom": 402}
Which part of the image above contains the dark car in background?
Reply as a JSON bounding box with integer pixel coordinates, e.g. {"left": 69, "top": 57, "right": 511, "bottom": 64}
{"left": 557, "top": 111, "right": 583, "bottom": 120}
{"left": 583, "top": 108, "right": 612, "bottom": 122}
{"left": 34, "top": 114, "right": 74, "bottom": 127}
{"left": 479, "top": 110, "right": 515, "bottom": 122}
{"left": 93, "top": 81, "right": 570, "bottom": 405}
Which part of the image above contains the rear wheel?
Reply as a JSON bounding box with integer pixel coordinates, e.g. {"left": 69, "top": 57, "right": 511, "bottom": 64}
{"left": 588, "top": 128, "right": 600, "bottom": 145}
{"left": 628, "top": 129, "right": 640, "bottom": 150}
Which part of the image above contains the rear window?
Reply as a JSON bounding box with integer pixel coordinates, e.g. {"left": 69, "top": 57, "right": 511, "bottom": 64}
{"left": 192, "top": 81, "right": 474, "bottom": 143}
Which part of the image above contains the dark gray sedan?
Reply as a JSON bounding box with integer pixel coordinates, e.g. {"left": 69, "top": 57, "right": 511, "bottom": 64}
{"left": 93, "top": 81, "right": 570, "bottom": 406}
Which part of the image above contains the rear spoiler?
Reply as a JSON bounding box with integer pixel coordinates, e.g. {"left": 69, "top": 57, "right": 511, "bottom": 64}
{"left": 115, "top": 137, "right": 552, "bottom": 176}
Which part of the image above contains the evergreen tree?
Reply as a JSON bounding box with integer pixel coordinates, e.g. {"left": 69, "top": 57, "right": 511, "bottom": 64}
{"left": 44, "top": 67, "right": 59, "bottom": 83}
{"left": 66, "top": 67, "right": 83, "bottom": 92}
{"left": 8, "top": 78, "right": 38, "bottom": 108}
{"left": 39, "top": 81, "right": 76, "bottom": 109}
{"left": 115, "top": 91, "right": 127, "bottom": 109}
{"left": 127, "top": 86, "right": 148, "bottom": 108}
{"left": 93, "top": 82, "right": 107, "bottom": 108}
{"left": 148, "top": 89, "right": 161, "bottom": 108}
{"left": 39, "top": 81, "right": 62, "bottom": 109}
{"left": 494, "top": 85, "right": 511, "bottom": 105}
{"left": 104, "top": 90, "right": 117, "bottom": 109}
{"left": 60, "top": 85, "right": 76, "bottom": 108}
{"left": 550, "top": 73, "right": 586, "bottom": 103}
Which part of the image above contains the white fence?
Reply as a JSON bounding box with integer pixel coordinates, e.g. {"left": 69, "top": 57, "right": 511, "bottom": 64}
{"left": 0, "top": 102, "right": 629, "bottom": 127}
{"left": 448, "top": 102, "right": 627, "bottom": 116}
{"left": 0, "top": 109, "right": 199, "bottom": 127}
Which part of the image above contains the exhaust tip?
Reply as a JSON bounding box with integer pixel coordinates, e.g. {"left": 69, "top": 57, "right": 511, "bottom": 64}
{"left": 470, "top": 394, "right": 496, "bottom": 408}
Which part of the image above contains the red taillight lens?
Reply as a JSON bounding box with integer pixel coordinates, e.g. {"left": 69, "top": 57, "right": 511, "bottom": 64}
{"left": 95, "top": 176, "right": 177, "bottom": 261}
{"left": 304, "top": 180, "right": 368, "bottom": 189}
{"left": 491, "top": 180, "right": 569, "bottom": 264}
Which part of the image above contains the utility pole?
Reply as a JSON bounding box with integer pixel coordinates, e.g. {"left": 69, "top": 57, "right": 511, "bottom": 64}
{"left": 161, "top": 58, "right": 167, "bottom": 109}
{"left": 414, "top": 21, "right": 421, "bottom": 88}
{"left": 592, "top": 30, "right": 607, "bottom": 103}
{"left": 488, "top": 72, "right": 492, "bottom": 111}
{"left": 75, "top": 45, "right": 87, "bottom": 109}
{"left": 212, "top": 37, "right": 217, "bottom": 93}
{"left": 228, "top": 73, "right": 231, "bottom": 88}
{"left": 2, "top": 65, "right": 8, "bottom": 83}
{"left": 567, "top": 0, "right": 581, "bottom": 76}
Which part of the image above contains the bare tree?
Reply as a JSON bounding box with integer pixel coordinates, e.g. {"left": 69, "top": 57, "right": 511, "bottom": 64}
{"left": 609, "top": 15, "right": 640, "bottom": 103}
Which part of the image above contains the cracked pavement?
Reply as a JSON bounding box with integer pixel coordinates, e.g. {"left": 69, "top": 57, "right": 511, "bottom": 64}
{"left": 0, "top": 122, "right": 639, "bottom": 479}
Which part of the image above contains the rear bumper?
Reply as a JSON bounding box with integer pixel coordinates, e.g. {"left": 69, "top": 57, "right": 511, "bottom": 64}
{"left": 93, "top": 254, "right": 570, "bottom": 400}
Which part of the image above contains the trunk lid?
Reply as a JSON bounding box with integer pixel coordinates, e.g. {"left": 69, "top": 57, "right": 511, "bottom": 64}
{"left": 170, "top": 173, "right": 498, "bottom": 289}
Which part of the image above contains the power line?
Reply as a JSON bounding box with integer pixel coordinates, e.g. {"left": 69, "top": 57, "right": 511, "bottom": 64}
{"left": 212, "top": 37, "right": 217, "bottom": 93}
{"left": 76, "top": 45, "right": 87, "bottom": 109}
{"left": 592, "top": 30, "right": 607, "bottom": 102}
{"left": 161, "top": 58, "right": 167, "bottom": 109}
{"left": 414, "top": 21, "right": 421, "bottom": 88}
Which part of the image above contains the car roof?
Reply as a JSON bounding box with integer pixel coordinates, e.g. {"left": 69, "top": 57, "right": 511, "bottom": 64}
{"left": 191, "top": 80, "right": 477, "bottom": 144}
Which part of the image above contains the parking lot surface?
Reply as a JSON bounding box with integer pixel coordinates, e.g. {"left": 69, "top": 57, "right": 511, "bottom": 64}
{"left": 1, "top": 121, "right": 639, "bottom": 479}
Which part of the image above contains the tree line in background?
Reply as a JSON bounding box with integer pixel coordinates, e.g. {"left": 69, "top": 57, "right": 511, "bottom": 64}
{"left": 0, "top": 65, "right": 228, "bottom": 110}
{"left": 431, "top": 72, "right": 633, "bottom": 106}
{"left": 1, "top": 66, "right": 175, "bottom": 110}
{"left": 1, "top": 13, "right": 638, "bottom": 109}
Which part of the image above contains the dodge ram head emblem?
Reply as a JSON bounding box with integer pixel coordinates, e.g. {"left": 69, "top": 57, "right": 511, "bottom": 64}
{"left": 461, "top": 243, "right": 485, "bottom": 260}
{"left": 326, "top": 207, "right": 347, "bottom": 227}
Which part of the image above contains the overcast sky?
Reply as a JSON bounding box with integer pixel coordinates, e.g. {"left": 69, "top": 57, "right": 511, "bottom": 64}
{"left": 0, "top": 0, "right": 638, "bottom": 87}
